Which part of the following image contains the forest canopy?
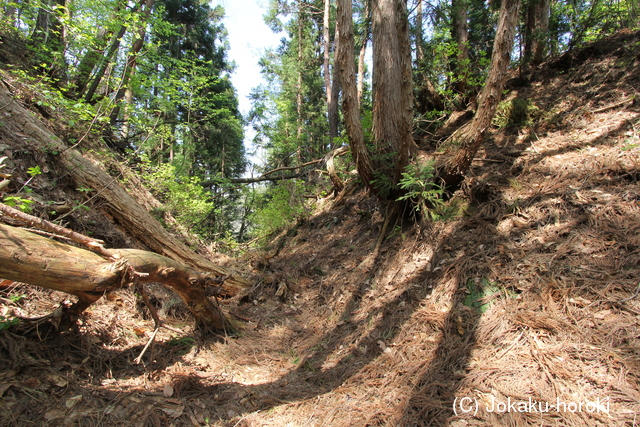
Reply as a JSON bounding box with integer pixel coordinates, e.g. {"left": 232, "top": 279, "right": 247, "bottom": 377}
{"left": 1, "top": 0, "right": 638, "bottom": 242}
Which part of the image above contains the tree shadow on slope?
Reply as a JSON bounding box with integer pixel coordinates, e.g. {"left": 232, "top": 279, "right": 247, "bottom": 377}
{"left": 198, "top": 190, "right": 516, "bottom": 425}
{"left": 401, "top": 137, "right": 640, "bottom": 425}
{"left": 0, "top": 165, "right": 544, "bottom": 426}
{"left": 219, "top": 179, "right": 600, "bottom": 426}
{"left": 0, "top": 323, "right": 211, "bottom": 426}
{"left": 2, "top": 112, "right": 639, "bottom": 425}
{"left": 398, "top": 214, "right": 510, "bottom": 426}
{"left": 0, "top": 195, "right": 481, "bottom": 426}
{"left": 209, "top": 223, "right": 484, "bottom": 424}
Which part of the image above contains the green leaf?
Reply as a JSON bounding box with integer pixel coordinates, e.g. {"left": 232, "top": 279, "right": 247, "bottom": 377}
{"left": 27, "top": 166, "right": 42, "bottom": 177}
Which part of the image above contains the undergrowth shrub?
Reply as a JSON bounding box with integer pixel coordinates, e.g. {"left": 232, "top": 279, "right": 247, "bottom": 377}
{"left": 493, "top": 98, "right": 542, "bottom": 128}
{"left": 250, "top": 181, "right": 308, "bottom": 240}
{"left": 397, "top": 160, "right": 446, "bottom": 219}
{"left": 140, "top": 159, "right": 216, "bottom": 236}
{"left": 6, "top": 67, "right": 104, "bottom": 128}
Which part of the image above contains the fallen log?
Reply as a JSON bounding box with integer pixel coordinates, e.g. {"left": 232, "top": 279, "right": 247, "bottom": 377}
{"left": 0, "top": 84, "right": 250, "bottom": 296}
{"left": 0, "top": 223, "right": 231, "bottom": 331}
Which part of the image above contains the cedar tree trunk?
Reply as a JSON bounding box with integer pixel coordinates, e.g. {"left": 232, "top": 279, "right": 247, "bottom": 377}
{"left": 323, "top": 0, "right": 339, "bottom": 144}
{"left": 371, "top": 0, "right": 416, "bottom": 191}
{"left": 524, "top": 0, "right": 550, "bottom": 66}
{"left": 356, "top": 0, "right": 370, "bottom": 107}
{"left": 437, "top": 0, "right": 521, "bottom": 190}
{"left": 336, "top": 0, "right": 375, "bottom": 189}
{"left": 451, "top": 0, "right": 470, "bottom": 95}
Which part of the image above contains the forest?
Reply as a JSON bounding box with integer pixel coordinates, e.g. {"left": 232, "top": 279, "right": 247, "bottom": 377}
{"left": 0, "top": 0, "right": 639, "bottom": 425}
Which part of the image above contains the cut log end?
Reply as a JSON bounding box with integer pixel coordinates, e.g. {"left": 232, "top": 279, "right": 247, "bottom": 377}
{"left": 0, "top": 224, "right": 237, "bottom": 334}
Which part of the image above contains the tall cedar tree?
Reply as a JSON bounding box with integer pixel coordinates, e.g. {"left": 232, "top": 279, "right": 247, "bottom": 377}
{"left": 437, "top": 0, "right": 522, "bottom": 190}
{"left": 338, "top": 0, "right": 415, "bottom": 200}
{"left": 371, "top": 0, "right": 416, "bottom": 197}
{"left": 336, "top": 0, "right": 374, "bottom": 188}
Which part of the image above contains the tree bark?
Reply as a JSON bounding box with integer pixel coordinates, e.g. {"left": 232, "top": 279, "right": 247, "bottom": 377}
{"left": 437, "top": 0, "right": 521, "bottom": 190}
{"left": 415, "top": 0, "right": 425, "bottom": 62}
{"left": 523, "top": 0, "right": 550, "bottom": 66}
{"left": 323, "top": 0, "right": 339, "bottom": 145}
{"left": 336, "top": 0, "right": 374, "bottom": 190}
{"left": 109, "top": 0, "right": 155, "bottom": 127}
{"left": 0, "top": 223, "right": 231, "bottom": 330}
{"left": 451, "top": 0, "right": 470, "bottom": 95}
{"left": 356, "top": 0, "right": 371, "bottom": 107}
{"left": 325, "top": 146, "right": 348, "bottom": 194}
{"left": 330, "top": 21, "right": 341, "bottom": 148}
{"left": 533, "top": 0, "right": 549, "bottom": 64}
{"left": 371, "top": 0, "right": 416, "bottom": 188}
{"left": 0, "top": 85, "right": 250, "bottom": 297}
{"left": 295, "top": 8, "right": 304, "bottom": 162}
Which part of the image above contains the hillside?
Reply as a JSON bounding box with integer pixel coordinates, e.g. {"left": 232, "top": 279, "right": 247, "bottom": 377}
{"left": 1, "top": 30, "right": 640, "bottom": 426}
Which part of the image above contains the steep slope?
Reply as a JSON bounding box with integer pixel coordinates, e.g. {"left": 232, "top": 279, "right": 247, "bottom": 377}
{"left": 1, "top": 30, "right": 640, "bottom": 427}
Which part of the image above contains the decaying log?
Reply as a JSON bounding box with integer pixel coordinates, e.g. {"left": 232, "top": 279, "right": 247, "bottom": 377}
{"left": 0, "top": 202, "right": 117, "bottom": 260}
{"left": 0, "top": 84, "right": 250, "bottom": 296}
{"left": 325, "top": 146, "right": 349, "bottom": 194}
{"left": 0, "top": 223, "right": 231, "bottom": 330}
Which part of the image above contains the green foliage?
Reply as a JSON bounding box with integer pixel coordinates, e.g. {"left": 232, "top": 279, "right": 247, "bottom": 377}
{"left": 250, "top": 181, "right": 308, "bottom": 239}
{"left": 0, "top": 315, "right": 19, "bottom": 330}
{"left": 415, "top": 109, "right": 447, "bottom": 137}
{"left": 140, "top": 160, "right": 216, "bottom": 236}
{"left": 7, "top": 67, "right": 101, "bottom": 125}
{"left": 622, "top": 133, "right": 639, "bottom": 151}
{"left": 370, "top": 171, "right": 395, "bottom": 200}
{"left": 550, "top": 0, "right": 639, "bottom": 51}
{"left": 464, "top": 278, "right": 518, "bottom": 313}
{"left": 433, "top": 198, "right": 469, "bottom": 221}
{"left": 2, "top": 196, "right": 34, "bottom": 212}
{"left": 368, "top": 145, "right": 399, "bottom": 198}
{"left": 437, "top": 41, "right": 491, "bottom": 104}
{"left": 6, "top": 0, "right": 640, "bottom": 244}
{"left": 397, "top": 161, "right": 445, "bottom": 219}
{"left": 0, "top": 293, "right": 24, "bottom": 330}
{"left": 463, "top": 278, "right": 503, "bottom": 313}
{"left": 27, "top": 166, "right": 41, "bottom": 177}
{"left": 166, "top": 336, "right": 195, "bottom": 355}
{"left": 1, "top": 159, "right": 41, "bottom": 212}
{"left": 9, "top": 293, "right": 27, "bottom": 303}
{"left": 415, "top": 0, "right": 496, "bottom": 105}
{"left": 361, "top": 109, "right": 375, "bottom": 146}
{"left": 493, "top": 98, "right": 542, "bottom": 128}
{"left": 249, "top": 1, "right": 333, "bottom": 170}
{"left": 135, "top": 1, "right": 246, "bottom": 181}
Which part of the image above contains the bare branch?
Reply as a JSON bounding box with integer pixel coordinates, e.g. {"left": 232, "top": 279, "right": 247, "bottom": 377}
{"left": 0, "top": 202, "right": 117, "bottom": 260}
{"left": 201, "top": 147, "right": 350, "bottom": 186}
{"left": 262, "top": 158, "right": 323, "bottom": 176}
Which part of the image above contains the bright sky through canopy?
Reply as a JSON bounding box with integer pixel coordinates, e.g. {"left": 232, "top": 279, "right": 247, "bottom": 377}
{"left": 211, "top": 0, "right": 283, "bottom": 117}
{"left": 210, "top": 0, "right": 284, "bottom": 167}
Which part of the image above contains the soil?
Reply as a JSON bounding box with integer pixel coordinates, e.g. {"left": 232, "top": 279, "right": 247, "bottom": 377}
{"left": 1, "top": 30, "right": 640, "bottom": 426}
